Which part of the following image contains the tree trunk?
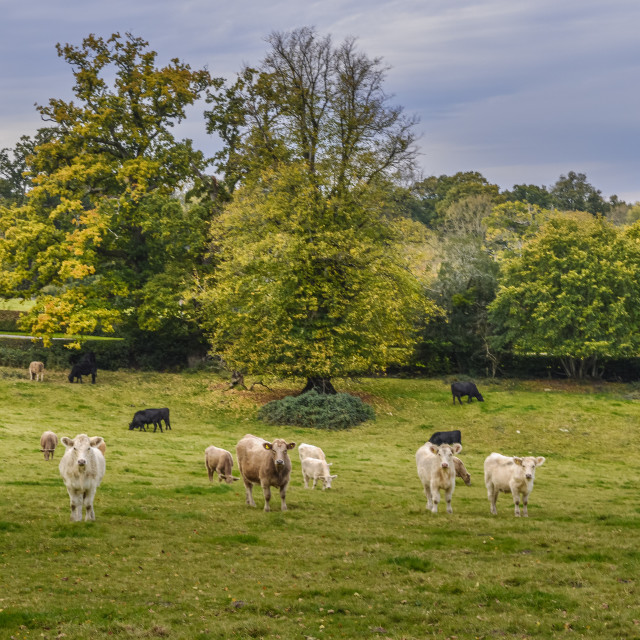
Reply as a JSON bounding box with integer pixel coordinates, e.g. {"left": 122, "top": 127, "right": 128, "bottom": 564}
{"left": 300, "top": 377, "right": 337, "bottom": 395}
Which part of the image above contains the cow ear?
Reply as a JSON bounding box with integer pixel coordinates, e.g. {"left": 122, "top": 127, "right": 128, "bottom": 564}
{"left": 513, "top": 457, "right": 523, "bottom": 466}
{"left": 428, "top": 444, "right": 439, "bottom": 455}
{"left": 263, "top": 442, "right": 272, "bottom": 450}
{"left": 536, "top": 456, "right": 546, "bottom": 466}
{"left": 327, "top": 462, "right": 332, "bottom": 466}
{"left": 61, "top": 437, "right": 74, "bottom": 448}
{"left": 452, "top": 443, "right": 462, "bottom": 454}
{"left": 287, "top": 442, "right": 296, "bottom": 449}
{"left": 90, "top": 436, "right": 104, "bottom": 447}
{"left": 331, "top": 474, "right": 337, "bottom": 478}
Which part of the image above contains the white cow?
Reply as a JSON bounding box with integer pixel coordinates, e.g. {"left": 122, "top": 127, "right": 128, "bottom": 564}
{"left": 484, "top": 452, "right": 546, "bottom": 517}
{"left": 301, "top": 457, "right": 337, "bottom": 490}
{"left": 298, "top": 442, "right": 327, "bottom": 462}
{"left": 416, "top": 442, "right": 462, "bottom": 513}
{"left": 59, "top": 434, "right": 106, "bottom": 522}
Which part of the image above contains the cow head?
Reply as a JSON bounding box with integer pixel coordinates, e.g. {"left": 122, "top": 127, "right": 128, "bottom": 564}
{"left": 513, "top": 456, "right": 545, "bottom": 480}
{"left": 61, "top": 434, "right": 104, "bottom": 469}
{"left": 263, "top": 439, "right": 295, "bottom": 465}
{"left": 41, "top": 448, "right": 52, "bottom": 461}
{"left": 428, "top": 442, "right": 462, "bottom": 469}
{"left": 322, "top": 464, "right": 338, "bottom": 489}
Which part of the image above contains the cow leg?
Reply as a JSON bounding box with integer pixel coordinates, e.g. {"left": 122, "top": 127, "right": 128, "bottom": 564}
{"left": 207, "top": 465, "right": 214, "bottom": 482}
{"left": 423, "top": 484, "right": 433, "bottom": 511}
{"left": 487, "top": 483, "right": 498, "bottom": 515}
{"left": 522, "top": 493, "right": 529, "bottom": 517}
{"left": 429, "top": 482, "right": 440, "bottom": 513}
{"left": 261, "top": 483, "right": 272, "bottom": 512}
{"left": 302, "top": 471, "right": 309, "bottom": 489}
{"left": 510, "top": 484, "right": 521, "bottom": 517}
{"left": 244, "top": 480, "right": 256, "bottom": 507}
{"left": 279, "top": 483, "right": 289, "bottom": 511}
{"left": 165, "top": 420, "right": 171, "bottom": 430}
{"left": 83, "top": 488, "right": 97, "bottom": 521}
{"left": 69, "top": 492, "right": 83, "bottom": 522}
{"left": 444, "top": 486, "right": 454, "bottom": 514}
{"left": 91, "top": 372, "right": 96, "bottom": 384}
{"left": 312, "top": 477, "right": 318, "bottom": 490}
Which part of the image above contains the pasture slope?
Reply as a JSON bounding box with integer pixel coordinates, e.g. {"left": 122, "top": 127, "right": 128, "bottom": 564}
{"left": 0, "top": 368, "right": 638, "bottom": 640}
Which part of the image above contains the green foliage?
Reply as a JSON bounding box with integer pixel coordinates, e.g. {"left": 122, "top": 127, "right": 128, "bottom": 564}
{"left": 490, "top": 213, "right": 640, "bottom": 377}
{"left": 199, "top": 167, "right": 435, "bottom": 378}
{"left": 201, "top": 30, "right": 435, "bottom": 380}
{"left": 550, "top": 170, "right": 609, "bottom": 215}
{"left": 258, "top": 389, "right": 375, "bottom": 430}
{"left": 502, "top": 183, "right": 556, "bottom": 208}
{"left": 413, "top": 171, "right": 501, "bottom": 228}
{"left": 0, "top": 33, "right": 218, "bottom": 346}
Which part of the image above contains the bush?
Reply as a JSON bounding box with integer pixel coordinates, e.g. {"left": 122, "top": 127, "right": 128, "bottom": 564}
{"left": 258, "top": 390, "right": 375, "bottom": 430}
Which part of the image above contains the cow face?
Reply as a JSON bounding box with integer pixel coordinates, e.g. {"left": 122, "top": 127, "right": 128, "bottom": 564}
{"left": 263, "top": 439, "right": 296, "bottom": 465}
{"left": 61, "top": 435, "right": 104, "bottom": 469}
{"left": 428, "top": 443, "right": 462, "bottom": 469}
{"left": 322, "top": 473, "right": 338, "bottom": 489}
{"left": 513, "top": 456, "right": 545, "bottom": 480}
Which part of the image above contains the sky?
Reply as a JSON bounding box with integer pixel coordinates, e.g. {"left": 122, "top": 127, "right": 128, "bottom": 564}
{"left": 2, "top": 0, "right": 639, "bottom": 201}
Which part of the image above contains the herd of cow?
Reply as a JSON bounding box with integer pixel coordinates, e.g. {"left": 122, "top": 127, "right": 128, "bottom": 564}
{"left": 37, "top": 379, "right": 546, "bottom": 522}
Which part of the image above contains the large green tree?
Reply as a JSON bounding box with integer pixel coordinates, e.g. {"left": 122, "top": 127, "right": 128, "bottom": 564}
{"left": 0, "top": 33, "right": 217, "bottom": 346}
{"left": 201, "top": 28, "right": 434, "bottom": 391}
{"left": 489, "top": 213, "right": 640, "bottom": 378}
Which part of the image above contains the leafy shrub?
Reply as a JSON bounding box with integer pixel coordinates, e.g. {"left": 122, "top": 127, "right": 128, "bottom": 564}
{"left": 258, "top": 390, "right": 375, "bottom": 430}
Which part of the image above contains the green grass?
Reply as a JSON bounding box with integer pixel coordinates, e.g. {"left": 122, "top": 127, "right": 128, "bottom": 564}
{"left": 0, "top": 298, "right": 35, "bottom": 311}
{"left": 0, "top": 371, "right": 639, "bottom": 639}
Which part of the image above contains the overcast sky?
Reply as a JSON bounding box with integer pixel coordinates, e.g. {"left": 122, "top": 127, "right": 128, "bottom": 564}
{"left": 2, "top": 0, "right": 639, "bottom": 201}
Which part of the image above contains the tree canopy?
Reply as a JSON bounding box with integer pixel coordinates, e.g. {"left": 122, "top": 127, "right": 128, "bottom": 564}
{"left": 200, "top": 28, "right": 434, "bottom": 387}
{"left": 0, "top": 33, "right": 217, "bottom": 344}
{"left": 489, "top": 214, "right": 640, "bottom": 377}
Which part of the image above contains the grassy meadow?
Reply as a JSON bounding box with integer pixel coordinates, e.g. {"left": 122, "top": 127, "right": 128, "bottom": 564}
{"left": 0, "top": 367, "right": 638, "bottom": 639}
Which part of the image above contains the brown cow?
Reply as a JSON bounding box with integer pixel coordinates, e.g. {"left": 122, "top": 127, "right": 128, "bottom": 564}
{"left": 205, "top": 445, "right": 239, "bottom": 484}
{"left": 29, "top": 361, "right": 45, "bottom": 382}
{"left": 453, "top": 456, "right": 471, "bottom": 486}
{"left": 236, "top": 434, "right": 295, "bottom": 512}
{"left": 40, "top": 430, "right": 58, "bottom": 461}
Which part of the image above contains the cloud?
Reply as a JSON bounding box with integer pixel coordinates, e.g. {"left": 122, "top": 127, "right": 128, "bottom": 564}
{"left": 2, "top": 0, "right": 639, "bottom": 200}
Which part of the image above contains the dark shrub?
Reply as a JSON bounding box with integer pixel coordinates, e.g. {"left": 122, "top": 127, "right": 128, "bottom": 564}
{"left": 258, "top": 390, "right": 375, "bottom": 430}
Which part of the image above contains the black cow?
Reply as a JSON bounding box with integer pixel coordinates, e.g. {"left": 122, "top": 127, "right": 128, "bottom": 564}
{"left": 68, "top": 352, "right": 97, "bottom": 384}
{"left": 428, "top": 430, "right": 462, "bottom": 446}
{"left": 451, "top": 381, "right": 484, "bottom": 405}
{"left": 129, "top": 408, "right": 171, "bottom": 433}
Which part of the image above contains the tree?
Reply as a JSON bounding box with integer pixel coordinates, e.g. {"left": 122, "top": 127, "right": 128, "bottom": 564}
{"left": 205, "top": 27, "right": 417, "bottom": 196}
{"left": 0, "top": 33, "right": 217, "bottom": 347}
{"left": 412, "top": 172, "right": 500, "bottom": 229}
{"left": 502, "top": 183, "right": 555, "bottom": 209}
{"left": 201, "top": 28, "right": 435, "bottom": 391}
{"left": 489, "top": 213, "right": 640, "bottom": 378}
{"left": 0, "top": 131, "right": 55, "bottom": 206}
{"left": 550, "top": 171, "right": 609, "bottom": 215}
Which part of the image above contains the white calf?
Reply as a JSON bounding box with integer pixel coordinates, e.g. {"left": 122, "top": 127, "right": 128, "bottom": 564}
{"left": 484, "top": 452, "right": 545, "bottom": 517}
{"left": 301, "top": 457, "right": 337, "bottom": 490}
{"left": 416, "top": 442, "right": 462, "bottom": 513}
{"left": 59, "top": 434, "right": 106, "bottom": 522}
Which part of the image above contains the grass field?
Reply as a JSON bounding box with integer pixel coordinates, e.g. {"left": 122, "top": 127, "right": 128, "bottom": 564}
{"left": 0, "top": 368, "right": 638, "bottom": 639}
